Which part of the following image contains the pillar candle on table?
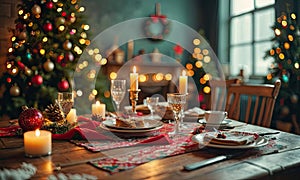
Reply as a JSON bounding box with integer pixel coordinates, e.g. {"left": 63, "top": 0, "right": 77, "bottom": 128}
{"left": 92, "top": 101, "right": 106, "bottom": 117}
{"left": 66, "top": 108, "right": 77, "bottom": 124}
{"left": 179, "top": 70, "right": 188, "bottom": 94}
{"left": 24, "top": 129, "right": 52, "bottom": 157}
{"left": 130, "top": 66, "right": 139, "bottom": 91}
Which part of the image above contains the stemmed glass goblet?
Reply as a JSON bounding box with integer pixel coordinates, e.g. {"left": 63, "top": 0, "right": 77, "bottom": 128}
{"left": 110, "top": 80, "right": 126, "bottom": 116}
{"left": 146, "top": 97, "right": 159, "bottom": 119}
{"left": 57, "top": 92, "right": 74, "bottom": 118}
{"left": 167, "top": 93, "right": 186, "bottom": 135}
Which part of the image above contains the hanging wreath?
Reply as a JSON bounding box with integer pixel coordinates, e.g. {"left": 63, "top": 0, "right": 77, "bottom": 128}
{"left": 144, "top": 3, "right": 170, "bottom": 40}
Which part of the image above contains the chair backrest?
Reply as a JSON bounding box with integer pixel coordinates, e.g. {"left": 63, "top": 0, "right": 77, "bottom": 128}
{"left": 208, "top": 78, "right": 240, "bottom": 111}
{"left": 225, "top": 79, "right": 281, "bottom": 127}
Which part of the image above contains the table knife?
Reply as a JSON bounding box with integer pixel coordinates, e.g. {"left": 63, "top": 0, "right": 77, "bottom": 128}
{"left": 183, "top": 155, "right": 230, "bottom": 171}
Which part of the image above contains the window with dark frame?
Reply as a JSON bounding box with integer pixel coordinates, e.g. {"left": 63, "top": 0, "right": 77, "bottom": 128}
{"left": 229, "top": 0, "right": 275, "bottom": 78}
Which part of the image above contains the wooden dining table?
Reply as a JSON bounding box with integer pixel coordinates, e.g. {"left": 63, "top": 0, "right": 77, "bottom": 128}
{"left": 1, "top": 117, "right": 300, "bottom": 180}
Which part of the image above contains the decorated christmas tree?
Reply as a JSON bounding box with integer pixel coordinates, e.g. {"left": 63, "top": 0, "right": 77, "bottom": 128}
{"left": 264, "top": 11, "right": 300, "bottom": 132}
{"left": 0, "top": 0, "right": 90, "bottom": 119}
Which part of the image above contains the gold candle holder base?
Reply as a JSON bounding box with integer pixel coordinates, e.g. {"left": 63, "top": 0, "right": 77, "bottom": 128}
{"left": 128, "top": 89, "right": 141, "bottom": 114}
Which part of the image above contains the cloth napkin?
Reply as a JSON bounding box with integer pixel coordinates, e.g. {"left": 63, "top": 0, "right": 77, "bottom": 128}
{"left": 203, "top": 131, "right": 258, "bottom": 146}
{"left": 52, "top": 119, "right": 114, "bottom": 140}
{"left": 0, "top": 126, "right": 20, "bottom": 137}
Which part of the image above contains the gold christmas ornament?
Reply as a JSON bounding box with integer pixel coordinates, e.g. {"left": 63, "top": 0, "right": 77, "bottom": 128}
{"left": 10, "top": 85, "right": 21, "bottom": 96}
{"left": 18, "top": 31, "right": 27, "bottom": 40}
{"left": 63, "top": 40, "right": 72, "bottom": 50}
{"left": 31, "top": 4, "right": 41, "bottom": 15}
{"left": 55, "top": 17, "right": 66, "bottom": 27}
{"left": 290, "top": 94, "right": 298, "bottom": 104}
{"left": 43, "top": 59, "right": 55, "bottom": 72}
{"left": 24, "top": 68, "right": 32, "bottom": 76}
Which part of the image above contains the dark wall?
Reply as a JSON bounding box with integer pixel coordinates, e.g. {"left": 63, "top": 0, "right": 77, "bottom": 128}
{"left": 84, "top": 0, "right": 218, "bottom": 58}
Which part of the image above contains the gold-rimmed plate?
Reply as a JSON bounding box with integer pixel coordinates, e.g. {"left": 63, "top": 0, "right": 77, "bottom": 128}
{"left": 102, "top": 119, "right": 164, "bottom": 130}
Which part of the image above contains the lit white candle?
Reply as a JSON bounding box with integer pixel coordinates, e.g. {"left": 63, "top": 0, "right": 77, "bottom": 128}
{"left": 179, "top": 70, "right": 188, "bottom": 94}
{"left": 24, "top": 129, "right": 52, "bottom": 157}
{"left": 92, "top": 101, "right": 106, "bottom": 117}
{"left": 130, "top": 66, "right": 139, "bottom": 90}
{"left": 66, "top": 108, "right": 77, "bottom": 124}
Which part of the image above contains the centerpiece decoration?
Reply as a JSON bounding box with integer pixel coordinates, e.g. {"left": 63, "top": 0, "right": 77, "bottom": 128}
{"left": 41, "top": 102, "right": 75, "bottom": 134}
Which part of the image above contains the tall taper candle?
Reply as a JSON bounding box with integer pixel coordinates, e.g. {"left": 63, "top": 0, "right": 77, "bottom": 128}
{"left": 179, "top": 70, "right": 188, "bottom": 94}
{"left": 130, "top": 66, "right": 139, "bottom": 90}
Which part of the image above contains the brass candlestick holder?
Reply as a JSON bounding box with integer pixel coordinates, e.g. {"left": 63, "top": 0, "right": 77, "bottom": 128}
{"left": 128, "top": 89, "right": 141, "bottom": 114}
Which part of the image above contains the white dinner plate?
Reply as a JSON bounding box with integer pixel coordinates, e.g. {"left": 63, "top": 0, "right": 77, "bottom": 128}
{"left": 102, "top": 119, "right": 163, "bottom": 130}
{"left": 100, "top": 123, "right": 163, "bottom": 133}
{"left": 192, "top": 133, "right": 268, "bottom": 149}
{"left": 197, "top": 119, "right": 232, "bottom": 125}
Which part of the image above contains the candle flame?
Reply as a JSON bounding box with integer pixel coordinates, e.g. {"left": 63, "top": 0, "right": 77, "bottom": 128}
{"left": 35, "top": 129, "right": 40, "bottom": 137}
{"left": 96, "top": 101, "right": 100, "bottom": 105}
{"left": 182, "top": 70, "right": 186, "bottom": 76}
{"left": 133, "top": 66, "right": 136, "bottom": 73}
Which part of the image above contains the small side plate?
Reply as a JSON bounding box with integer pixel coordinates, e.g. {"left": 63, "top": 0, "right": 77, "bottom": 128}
{"left": 197, "top": 119, "right": 232, "bottom": 125}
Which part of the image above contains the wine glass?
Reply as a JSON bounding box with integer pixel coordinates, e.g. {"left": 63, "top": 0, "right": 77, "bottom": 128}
{"left": 146, "top": 97, "right": 159, "bottom": 119}
{"left": 57, "top": 92, "right": 74, "bottom": 118}
{"left": 167, "top": 93, "right": 186, "bottom": 134}
{"left": 110, "top": 80, "right": 126, "bottom": 115}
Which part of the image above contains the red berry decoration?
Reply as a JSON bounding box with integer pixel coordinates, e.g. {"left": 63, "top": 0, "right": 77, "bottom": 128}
{"left": 58, "top": 80, "right": 69, "bottom": 91}
{"left": 18, "top": 106, "right": 44, "bottom": 132}
{"left": 31, "top": 74, "right": 43, "bottom": 86}
{"left": 43, "top": 22, "right": 53, "bottom": 32}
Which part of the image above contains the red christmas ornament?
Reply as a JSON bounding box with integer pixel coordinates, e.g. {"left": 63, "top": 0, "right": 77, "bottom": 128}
{"left": 6, "top": 77, "right": 12, "bottom": 83}
{"left": 16, "top": 22, "right": 25, "bottom": 30}
{"left": 31, "top": 74, "right": 43, "bottom": 86}
{"left": 17, "top": 61, "right": 25, "bottom": 70}
{"left": 46, "top": 1, "right": 54, "bottom": 9}
{"left": 58, "top": 80, "right": 69, "bottom": 91}
{"left": 18, "top": 106, "right": 44, "bottom": 131}
{"left": 56, "top": 54, "right": 64, "bottom": 63}
{"left": 43, "top": 22, "right": 53, "bottom": 32}
{"left": 32, "top": 48, "right": 38, "bottom": 54}
{"left": 173, "top": 44, "right": 183, "bottom": 55}
{"left": 65, "top": 52, "right": 74, "bottom": 61}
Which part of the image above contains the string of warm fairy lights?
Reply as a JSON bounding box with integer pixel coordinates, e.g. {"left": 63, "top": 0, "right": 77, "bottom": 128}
{"left": 266, "top": 12, "right": 300, "bottom": 83}
{"left": 75, "top": 37, "right": 213, "bottom": 103}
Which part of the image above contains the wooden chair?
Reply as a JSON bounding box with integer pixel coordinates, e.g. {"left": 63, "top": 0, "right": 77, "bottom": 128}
{"left": 208, "top": 78, "right": 240, "bottom": 111}
{"left": 225, "top": 79, "right": 281, "bottom": 127}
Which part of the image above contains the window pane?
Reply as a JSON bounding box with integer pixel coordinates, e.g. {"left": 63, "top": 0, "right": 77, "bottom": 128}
{"left": 254, "top": 9, "right": 275, "bottom": 41}
{"left": 254, "top": 42, "right": 273, "bottom": 75}
{"left": 230, "top": 45, "right": 253, "bottom": 76}
{"left": 231, "top": 14, "right": 252, "bottom": 45}
{"left": 255, "top": 0, "right": 275, "bottom": 8}
{"left": 231, "top": 0, "right": 254, "bottom": 15}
